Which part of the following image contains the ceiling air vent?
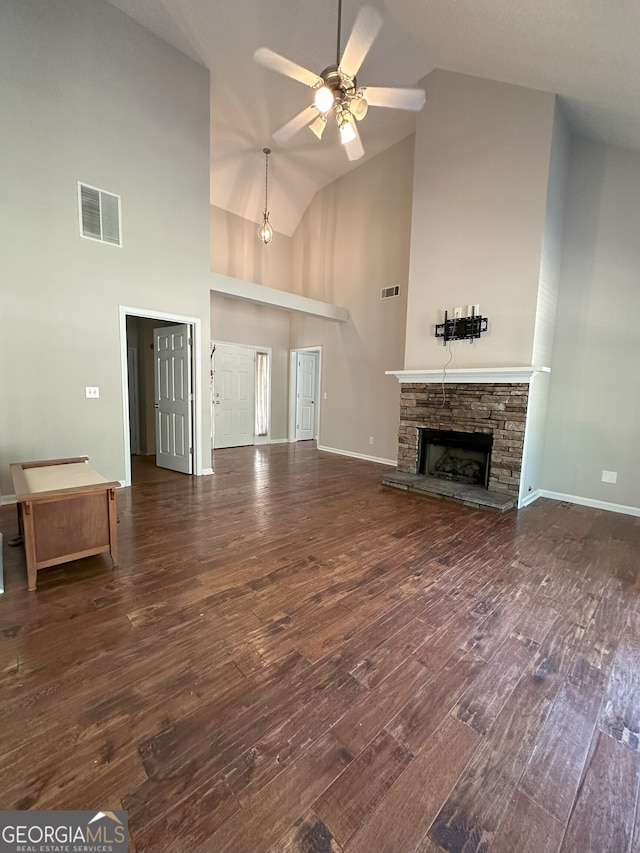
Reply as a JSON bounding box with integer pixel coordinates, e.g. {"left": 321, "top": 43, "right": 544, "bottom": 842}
{"left": 78, "top": 182, "right": 122, "bottom": 246}
{"left": 380, "top": 285, "right": 400, "bottom": 300}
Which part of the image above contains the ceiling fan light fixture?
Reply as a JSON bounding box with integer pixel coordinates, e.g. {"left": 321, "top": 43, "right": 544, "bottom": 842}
{"left": 338, "top": 109, "right": 356, "bottom": 144}
{"left": 314, "top": 85, "right": 335, "bottom": 114}
{"left": 351, "top": 93, "right": 369, "bottom": 121}
{"left": 257, "top": 147, "right": 274, "bottom": 244}
{"left": 309, "top": 114, "right": 328, "bottom": 139}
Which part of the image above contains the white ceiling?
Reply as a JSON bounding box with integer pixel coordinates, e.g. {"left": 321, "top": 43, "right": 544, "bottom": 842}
{"left": 108, "top": 0, "right": 640, "bottom": 236}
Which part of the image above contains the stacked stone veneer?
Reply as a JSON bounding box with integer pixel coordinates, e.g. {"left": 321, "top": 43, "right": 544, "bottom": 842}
{"left": 398, "top": 383, "right": 530, "bottom": 496}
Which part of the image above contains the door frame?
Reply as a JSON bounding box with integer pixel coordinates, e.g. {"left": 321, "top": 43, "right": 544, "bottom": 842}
{"left": 289, "top": 346, "right": 322, "bottom": 442}
{"left": 211, "top": 340, "right": 273, "bottom": 448}
{"left": 127, "top": 345, "right": 140, "bottom": 455}
{"left": 119, "top": 305, "right": 206, "bottom": 487}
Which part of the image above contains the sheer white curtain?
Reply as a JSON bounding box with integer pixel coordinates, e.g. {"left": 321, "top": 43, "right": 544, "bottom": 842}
{"left": 255, "top": 351, "right": 268, "bottom": 436}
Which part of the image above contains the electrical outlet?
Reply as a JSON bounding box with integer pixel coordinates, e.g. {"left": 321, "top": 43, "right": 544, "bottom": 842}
{"left": 369, "top": 436, "right": 374, "bottom": 445}
{"left": 453, "top": 307, "right": 463, "bottom": 319}
{"left": 601, "top": 470, "right": 617, "bottom": 484}
{"left": 323, "top": 392, "right": 327, "bottom": 400}
{"left": 468, "top": 304, "right": 480, "bottom": 316}
{"left": 85, "top": 386, "right": 100, "bottom": 398}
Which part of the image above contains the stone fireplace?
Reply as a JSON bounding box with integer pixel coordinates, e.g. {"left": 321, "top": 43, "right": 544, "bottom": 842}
{"left": 398, "top": 381, "right": 529, "bottom": 497}
{"left": 384, "top": 367, "right": 547, "bottom": 511}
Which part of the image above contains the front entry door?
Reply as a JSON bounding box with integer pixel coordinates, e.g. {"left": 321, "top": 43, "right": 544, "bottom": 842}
{"left": 213, "top": 344, "right": 255, "bottom": 448}
{"left": 154, "top": 324, "right": 193, "bottom": 473}
{"left": 296, "top": 352, "right": 317, "bottom": 441}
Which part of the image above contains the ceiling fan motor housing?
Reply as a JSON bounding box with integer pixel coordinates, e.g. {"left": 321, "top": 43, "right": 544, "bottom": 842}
{"left": 318, "top": 64, "right": 356, "bottom": 110}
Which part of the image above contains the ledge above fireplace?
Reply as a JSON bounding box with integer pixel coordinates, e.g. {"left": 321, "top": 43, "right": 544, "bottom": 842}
{"left": 386, "top": 366, "right": 550, "bottom": 384}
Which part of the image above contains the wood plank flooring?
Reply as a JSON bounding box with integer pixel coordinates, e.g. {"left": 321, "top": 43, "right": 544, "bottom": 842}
{"left": 1, "top": 442, "right": 639, "bottom": 853}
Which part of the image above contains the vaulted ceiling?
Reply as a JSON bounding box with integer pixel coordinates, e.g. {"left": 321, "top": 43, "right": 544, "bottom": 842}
{"left": 107, "top": 0, "right": 640, "bottom": 236}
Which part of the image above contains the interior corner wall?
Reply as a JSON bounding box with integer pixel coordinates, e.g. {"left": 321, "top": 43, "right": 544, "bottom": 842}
{"left": 210, "top": 294, "right": 291, "bottom": 441}
{"left": 290, "top": 136, "right": 415, "bottom": 463}
{"left": 532, "top": 101, "right": 571, "bottom": 367}
{"left": 0, "top": 0, "right": 212, "bottom": 495}
{"left": 210, "top": 205, "right": 293, "bottom": 292}
{"left": 541, "top": 138, "right": 640, "bottom": 511}
{"left": 404, "top": 70, "right": 557, "bottom": 370}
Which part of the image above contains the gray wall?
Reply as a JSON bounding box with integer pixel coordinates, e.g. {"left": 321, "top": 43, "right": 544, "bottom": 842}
{"left": 210, "top": 294, "right": 291, "bottom": 442}
{"left": 290, "top": 136, "right": 415, "bottom": 463}
{"left": 404, "top": 70, "right": 557, "bottom": 370}
{"left": 210, "top": 205, "right": 292, "bottom": 292}
{"left": 533, "top": 103, "right": 571, "bottom": 367}
{"left": 541, "top": 138, "right": 640, "bottom": 510}
{"left": 0, "top": 0, "right": 212, "bottom": 494}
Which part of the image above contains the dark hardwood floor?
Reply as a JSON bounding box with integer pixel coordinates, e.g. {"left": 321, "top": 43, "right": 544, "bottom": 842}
{"left": 1, "top": 442, "right": 639, "bottom": 853}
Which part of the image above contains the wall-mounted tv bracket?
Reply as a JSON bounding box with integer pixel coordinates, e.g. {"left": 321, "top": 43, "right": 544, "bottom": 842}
{"left": 435, "top": 308, "right": 488, "bottom": 345}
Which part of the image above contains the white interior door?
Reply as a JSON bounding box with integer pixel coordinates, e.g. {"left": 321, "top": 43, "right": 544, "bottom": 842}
{"left": 213, "top": 343, "right": 255, "bottom": 448}
{"left": 296, "top": 352, "right": 318, "bottom": 441}
{"left": 154, "top": 324, "right": 193, "bottom": 473}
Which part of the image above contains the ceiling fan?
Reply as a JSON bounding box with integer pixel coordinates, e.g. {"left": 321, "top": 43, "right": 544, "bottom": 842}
{"left": 254, "top": 0, "right": 426, "bottom": 161}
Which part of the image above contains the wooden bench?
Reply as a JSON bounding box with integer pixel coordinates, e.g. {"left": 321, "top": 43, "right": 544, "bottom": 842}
{"left": 10, "top": 457, "right": 119, "bottom": 591}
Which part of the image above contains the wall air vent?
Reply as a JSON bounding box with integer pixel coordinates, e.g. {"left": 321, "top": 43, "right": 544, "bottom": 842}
{"left": 380, "top": 285, "right": 400, "bottom": 300}
{"left": 78, "top": 182, "right": 122, "bottom": 246}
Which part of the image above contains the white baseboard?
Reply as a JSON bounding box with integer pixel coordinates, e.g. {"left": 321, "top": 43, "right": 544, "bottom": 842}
{"left": 519, "top": 489, "right": 542, "bottom": 508}
{"left": 269, "top": 438, "right": 290, "bottom": 444}
{"left": 199, "top": 468, "right": 214, "bottom": 476}
{"left": 1, "top": 494, "right": 16, "bottom": 506}
{"left": 317, "top": 445, "right": 397, "bottom": 467}
{"left": 539, "top": 490, "right": 640, "bottom": 517}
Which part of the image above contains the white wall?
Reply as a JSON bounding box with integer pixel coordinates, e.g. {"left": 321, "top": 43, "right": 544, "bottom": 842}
{"left": 290, "top": 137, "right": 415, "bottom": 463}
{"left": 404, "top": 71, "right": 557, "bottom": 370}
{"left": 0, "top": 0, "right": 212, "bottom": 495}
{"left": 541, "top": 138, "right": 640, "bottom": 511}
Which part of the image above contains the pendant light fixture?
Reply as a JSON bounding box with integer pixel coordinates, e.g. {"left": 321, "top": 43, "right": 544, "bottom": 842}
{"left": 257, "top": 147, "right": 274, "bottom": 244}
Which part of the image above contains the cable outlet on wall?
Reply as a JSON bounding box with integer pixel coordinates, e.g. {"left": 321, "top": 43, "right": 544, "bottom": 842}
{"left": 369, "top": 436, "right": 374, "bottom": 445}
{"left": 601, "top": 470, "right": 617, "bottom": 484}
{"left": 85, "top": 386, "right": 100, "bottom": 398}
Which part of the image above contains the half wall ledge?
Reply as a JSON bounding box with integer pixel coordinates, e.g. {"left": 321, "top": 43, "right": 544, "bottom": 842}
{"left": 385, "top": 366, "right": 550, "bottom": 384}
{"left": 211, "top": 274, "right": 348, "bottom": 322}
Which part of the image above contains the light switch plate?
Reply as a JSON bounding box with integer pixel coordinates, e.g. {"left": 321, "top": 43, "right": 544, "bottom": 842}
{"left": 86, "top": 387, "right": 100, "bottom": 398}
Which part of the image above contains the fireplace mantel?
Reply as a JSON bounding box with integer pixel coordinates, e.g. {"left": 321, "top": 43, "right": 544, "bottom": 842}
{"left": 386, "top": 366, "right": 550, "bottom": 384}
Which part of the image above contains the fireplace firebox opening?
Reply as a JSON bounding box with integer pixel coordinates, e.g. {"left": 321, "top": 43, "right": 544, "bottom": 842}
{"left": 418, "top": 428, "right": 493, "bottom": 489}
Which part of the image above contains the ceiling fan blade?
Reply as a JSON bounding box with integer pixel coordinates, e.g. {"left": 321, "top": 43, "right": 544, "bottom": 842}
{"left": 344, "top": 125, "right": 365, "bottom": 161}
{"left": 272, "top": 105, "right": 319, "bottom": 144}
{"left": 254, "top": 47, "right": 321, "bottom": 88}
{"left": 339, "top": 6, "right": 383, "bottom": 79}
{"left": 309, "top": 115, "right": 328, "bottom": 139}
{"left": 360, "top": 86, "right": 426, "bottom": 111}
